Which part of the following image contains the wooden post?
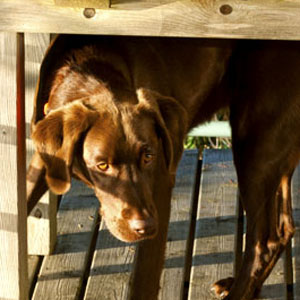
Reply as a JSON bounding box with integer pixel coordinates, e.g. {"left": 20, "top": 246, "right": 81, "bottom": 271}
{"left": 0, "top": 32, "right": 28, "bottom": 300}
{"left": 25, "top": 33, "right": 58, "bottom": 255}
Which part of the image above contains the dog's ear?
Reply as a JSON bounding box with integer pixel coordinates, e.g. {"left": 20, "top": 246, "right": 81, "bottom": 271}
{"left": 137, "top": 88, "right": 188, "bottom": 173}
{"left": 32, "top": 101, "right": 98, "bottom": 195}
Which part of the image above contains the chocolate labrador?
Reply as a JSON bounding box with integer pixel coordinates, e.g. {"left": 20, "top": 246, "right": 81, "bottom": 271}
{"left": 26, "top": 35, "right": 300, "bottom": 300}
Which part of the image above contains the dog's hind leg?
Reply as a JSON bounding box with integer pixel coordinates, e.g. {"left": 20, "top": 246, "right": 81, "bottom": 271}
{"left": 213, "top": 108, "right": 299, "bottom": 299}
{"left": 27, "top": 151, "right": 49, "bottom": 215}
{"left": 214, "top": 173, "right": 296, "bottom": 299}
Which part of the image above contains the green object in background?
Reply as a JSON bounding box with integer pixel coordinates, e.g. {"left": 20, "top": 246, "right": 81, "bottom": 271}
{"left": 188, "top": 121, "right": 231, "bottom": 138}
{"left": 185, "top": 121, "right": 231, "bottom": 150}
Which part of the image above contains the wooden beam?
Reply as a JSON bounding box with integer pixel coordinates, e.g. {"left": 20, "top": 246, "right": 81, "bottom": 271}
{"left": 1, "top": 0, "right": 300, "bottom": 40}
{"left": 0, "top": 32, "right": 28, "bottom": 300}
{"left": 54, "top": 0, "right": 110, "bottom": 9}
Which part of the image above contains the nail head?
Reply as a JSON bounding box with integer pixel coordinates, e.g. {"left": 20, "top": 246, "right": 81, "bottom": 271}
{"left": 83, "top": 8, "right": 96, "bottom": 18}
{"left": 220, "top": 4, "right": 233, "bottom": 15}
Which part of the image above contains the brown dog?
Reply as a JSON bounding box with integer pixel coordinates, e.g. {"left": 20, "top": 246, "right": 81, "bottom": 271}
{"left": 27, "top": 35, "right": 300, "bottom": 299}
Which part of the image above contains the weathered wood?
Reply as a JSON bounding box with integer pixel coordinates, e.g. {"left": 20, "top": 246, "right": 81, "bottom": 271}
{"left": 158, "top": 150, "right": 199, "bottom": 300}
{"left": 1, "top": 1, "right": 300, "bottom": 40}
{"left": 188, "top": 149, "right": 286, "bottom": 300}
{"left": 292, "top": 164, "right": 300, "bottom": 300}
{"left": 188, "top": 149, "right": 238, "bottom": 299}
{"left": 28, "top": 256, "right": 41, "bottom": 293}
{"left": 84, "top": 219, "right": 136, "bottom": 299}
{"left": 25, "top": 32, "right": 58, "bottom": 256}
{"left": 54, "top": 0, "right": 110, "bottom": 8}
{"left": 32, "top": 180, "right": 99, "bottom": 300}
{"left": 258, "top": 259, "right": 285, "bottom": 300}
{"left": 0, "top": 32, "right": 29, "bottom": 300}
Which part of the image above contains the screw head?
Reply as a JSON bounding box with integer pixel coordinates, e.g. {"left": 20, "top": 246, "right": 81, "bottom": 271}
{"left": 34, "top": 208, "right": 42, "bottom": 219}
{"left": 83, "top": 8, "right": 96, "bottom": 19}
{"left": 220, "top": 4, "right": 233, "bottom": 15}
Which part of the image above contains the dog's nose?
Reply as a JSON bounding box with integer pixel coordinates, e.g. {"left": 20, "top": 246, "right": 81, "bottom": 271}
{"left": 129, "top": 217, "right": 156, "bottom": 236}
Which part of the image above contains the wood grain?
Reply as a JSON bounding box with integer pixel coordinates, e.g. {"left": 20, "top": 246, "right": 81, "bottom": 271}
{"left": 188, "top": 149, "right": 286, "bottom": 300}
{"left": 158, "top": 150, "right": 199, "bottom": 300}
{"left": 188, "top": 149, "right": 238, "bottom": 299}
{"left": 1, "top": 0, "right": 300, "bottom": 40}
{"left": 83, "top": 221, "right": 136, "bottom": 299}
{"left": 32, "top": 180, "right": 99, "bottom": 300}
{"left": 292, "top": 164, "right": 300, "bottom": 300}
{"left": 54, "top": 0, "right": 110, "bottom": 8}
{"left": 25, "top": 33, "right": 58, "bottom": 256}
{"left": 0, "top": 32, "right": 28, "bottom": 300}
{"left": 28, "top": 256, "right": 41, "bottom": 292}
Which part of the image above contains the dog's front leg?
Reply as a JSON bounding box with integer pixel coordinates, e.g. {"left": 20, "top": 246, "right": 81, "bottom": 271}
{"left": 27, "top": 151, "right": 49, "bottom": 214}
{"left": 129, "top": 169, "right": 173, "bottom": 300}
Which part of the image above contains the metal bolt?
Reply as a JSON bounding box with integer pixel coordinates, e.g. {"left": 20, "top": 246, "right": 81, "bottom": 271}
{"left": 220, "top": 4, "right": 233, "bottom": 15}
{"left": 34, "top": 208, "right": 42, "bottom": 219}
{"left": 83, "top": 8, "right": 96, "bottom": 19}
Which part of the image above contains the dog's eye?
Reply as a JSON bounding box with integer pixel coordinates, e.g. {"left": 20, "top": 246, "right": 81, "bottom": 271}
{"left": 142, "top": 152, "right": 154, "bottom": 165}
{"left": 97, "top": 162, "right": 109, "bottom": 171}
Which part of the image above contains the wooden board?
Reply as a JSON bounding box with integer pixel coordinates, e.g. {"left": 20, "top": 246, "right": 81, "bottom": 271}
{"left": 32, "top": 180, "right": 99, "bottom": 300}
{"left": 158, "top": 149, "right": 199, "bottom": 300}
{"left": 188, "top": 149, "right": 238, "bottom": 299}
{"left": 25, "top": 32, "right": 58, "bottom": 256}
{"left": 1, "top": 0, "right": 300, "bottom": 40}
{"left": 28, "top": 255, "right": 41, "bottom": 297}
{"left": 258, "top": 259, "right": 285, "bottom": 300}
{"left": 0, "top": 32, "right": 29, "bottom": 300}
{"left": 292, "top": 164, "right": 300, "bottom": 300}
{"left": 83, "top": 220, "right": 136, "bottom": 299}
{"left": 188, "top": 149, "right": 285, "bottom": 300}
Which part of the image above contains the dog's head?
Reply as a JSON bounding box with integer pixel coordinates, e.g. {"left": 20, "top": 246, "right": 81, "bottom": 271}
{"left": 32, "top": 88, "right": 187, "bottom": 242}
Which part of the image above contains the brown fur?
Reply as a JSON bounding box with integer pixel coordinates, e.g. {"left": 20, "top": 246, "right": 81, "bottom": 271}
{"left": 27, "top": 35, "right": 300, "bottom": 299}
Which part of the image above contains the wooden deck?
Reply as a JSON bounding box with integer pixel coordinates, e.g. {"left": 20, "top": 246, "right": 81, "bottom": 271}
{"left": 26, "top": 149, "right": 300, "bottom": 300}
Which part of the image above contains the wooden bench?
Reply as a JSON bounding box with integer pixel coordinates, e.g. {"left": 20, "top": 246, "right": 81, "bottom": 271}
{"left": 26, "top": 149, "right": 300, "bottom": 299}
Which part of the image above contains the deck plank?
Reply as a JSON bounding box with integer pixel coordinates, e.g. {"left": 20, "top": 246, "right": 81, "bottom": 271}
{"left": 159, "top": 149, "right": 199, "bottom": 300}
{"left": 188, "top": 149, "right": 285, "bottom": 300}
{"left": 258, "top": 258, "right": 285, "bottom": 300}
{"left": 83, "top": 222, "right": 136, "bottom": 300}
{"left": 188, "top": 149, "right": 238, "bottom": 300}
{"left": 292, "top": 165, "right": 300, "bottom": 300}
{"left": 32, "top": 180, "right": 99, "bottom": 300}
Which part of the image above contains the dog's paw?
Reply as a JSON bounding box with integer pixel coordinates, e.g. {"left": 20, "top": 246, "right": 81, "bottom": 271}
{"left": 211, "top": 277, "right": 234, "bottom": 299}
